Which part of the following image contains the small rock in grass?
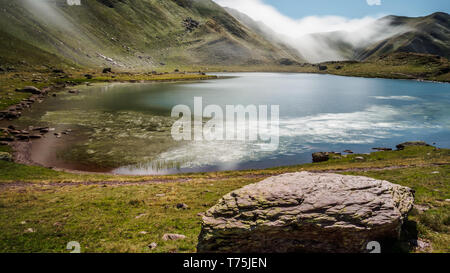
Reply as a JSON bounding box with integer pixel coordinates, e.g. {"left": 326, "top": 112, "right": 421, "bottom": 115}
{"left": 162, "top": 233, "right": 186, "bottom": 241}
{"left": 24, "top": 228, "right": 35, "bottom": 233}
{"left": 413, "top": 204, "right": 430, "bottom": 214}
{"left": 355, "top": 156, "right": 365, "bottom": 161}
{"left": 176, "top": 203, "right": 189, "bottom": 210}
{"left": 148, "top": 242, "right": 158, "bottom": 250}
{"left": 431, "top": 171, "right": 439, "bottom": 174}
{"left": 410, "top": 239, "right": 432, "bottom": 252}
{"left": 156, "top": 194, "right": 165, "bottom": 197}
{"left": 139, "top": 231, "right": 148, "bottom": 235}
{"left": 0, "top": 152, "right": 13, "bottom": 162}
{"left": 135, "top": 213, "right": 147, "bottom": 219}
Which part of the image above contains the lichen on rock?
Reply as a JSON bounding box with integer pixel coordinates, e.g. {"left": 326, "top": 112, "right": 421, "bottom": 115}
{"left": 197, "top": 172, "right": 415, "bottom": 253}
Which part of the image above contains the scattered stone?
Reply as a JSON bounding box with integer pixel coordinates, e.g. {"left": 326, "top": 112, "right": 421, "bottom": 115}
{"left": 431, "top": 171, "right": 439, "bottom": 174}
{"left": 156, "top": 194, "right": 166, "bottom": 197}
{"left": 396, "top": 141, "right": 430, "bottom": 150}
{"left": 318, "top": 65, "right": 328, "bottom": 71}
{"left": 9, "top": 130, "right": 21, "bottom": 135}
{"left": 84, "top": 74, "right": 93, "bottom": 79}
{"left": 102, "top": 68, "right": 112, "bottom": 73}
{"left": 16, "top": 86, "right": 42, "bottom": 95}
{"left": 413, "top": 204, "right": 430, "bottom": 214}
{"left": 52, "top": 69, "right": 65, "bottom": 74}
{"left": 183, "top": 17, "right": 200, "bottom": 32}
{"left": 163, "top": 233, "right": 186, "bottom": 241}
{"left": 176, "top": 203, "right": 189, "bottom": 210}
{"left": 16, "top": 135, "right": 29, "bottom": 141}
{"left": 68, "top": 89, "right": 79, "bottom": 94}
{"left": 355, "top": 156, "right": 365, "bottom": 161}
{"left": 312, "top": 152, "right": 341, "bottom": 163}
{"left": 372, "top": 147, "right": 393, "bottom": 151}
{"left": 343, "top": 150, "right": 353, "bottom": 154}
{"left": 410, "top": 239, "right": 432, "bottom": 252}
{"left": 445, "top": 199, "right": 450, "bottom": 202}
{"left": 135, "top": 213, "right": 147, "bottom": 219}
{"left": 197, "top": 172, "right": 414, "bottom": 253}
{"left": 139, "top": 231, "right": 148, "bottom": 235}
{"left": 0, "top": 152, "right": 13, "bottom": 162}
{"left": 5, "top": 111, "right": 21, "bottom": 119}
{"left": 148, "top": 242, "right": 158, "bottom": 250}
{"left": 20, "top": 221, "right": 26, "bottom": 225}
{"left": 24, "top": 228, "right": 35, "bottom": 233}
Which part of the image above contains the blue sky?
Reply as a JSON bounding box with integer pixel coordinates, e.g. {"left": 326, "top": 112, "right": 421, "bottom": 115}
{"left": 263, "top": 0, "right": 450, "bottom": 19}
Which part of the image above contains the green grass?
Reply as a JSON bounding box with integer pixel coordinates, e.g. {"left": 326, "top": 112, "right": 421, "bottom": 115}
{"left": 0, "top": 146, "right": 448, "bottom": 253}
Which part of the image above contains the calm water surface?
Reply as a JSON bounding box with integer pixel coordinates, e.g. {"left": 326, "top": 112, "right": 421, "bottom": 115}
{"left": 11, "top": 73, "right": 450, "bottom": 174}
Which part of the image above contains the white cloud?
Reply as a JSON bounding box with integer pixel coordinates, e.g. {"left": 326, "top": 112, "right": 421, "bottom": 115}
{"left": 214, "top": 0, "right": 409, "bottom": 62}
{"left": 367, "top": 0, "right": 382, "bottom": 6}
{"left": 215, "top": 0, "right": 378, "bottom": 37}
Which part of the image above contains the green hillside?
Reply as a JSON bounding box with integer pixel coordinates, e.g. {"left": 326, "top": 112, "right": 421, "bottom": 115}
{"left": 0, "top": 0, "right": 303, "bottom": 71}
{"left": 357, "top": 12, "right": 450, "bottom": 60}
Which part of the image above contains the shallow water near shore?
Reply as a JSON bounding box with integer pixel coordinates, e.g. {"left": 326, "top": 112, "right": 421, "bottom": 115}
{"left": 7, "top": 73, "right": 450, "bottom": 174}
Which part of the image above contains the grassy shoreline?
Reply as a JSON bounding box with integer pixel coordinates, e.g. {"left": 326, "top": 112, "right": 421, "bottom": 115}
{"left": 0, "top": 146, "right": 448, "bottom": 253}
{"left": 1, "top": 52, "right": 449, "bottom": 111}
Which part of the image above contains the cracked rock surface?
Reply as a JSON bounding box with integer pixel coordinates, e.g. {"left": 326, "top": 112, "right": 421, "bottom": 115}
{"left": 197, "top": 172, "right": 414, "bottom": 253}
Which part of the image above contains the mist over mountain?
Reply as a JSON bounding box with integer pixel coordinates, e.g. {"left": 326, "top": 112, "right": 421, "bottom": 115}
{"left": 0, "top": 0, "right": 448, "bottom": 69}
{"left": 222, "top": 3, "right": 450, "bottom": 63}
{"left": 356, "top": 12, "right": 450, "bottom": 60}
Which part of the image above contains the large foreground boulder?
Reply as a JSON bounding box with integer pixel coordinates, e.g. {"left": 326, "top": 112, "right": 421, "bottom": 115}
{"left": 197, "top": 172, "right": 414, "bottom": 253}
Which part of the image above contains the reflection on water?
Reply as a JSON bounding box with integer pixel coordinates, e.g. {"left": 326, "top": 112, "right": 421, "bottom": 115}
{"left": 11, "top": 73, "right": 450, "bottom": 174}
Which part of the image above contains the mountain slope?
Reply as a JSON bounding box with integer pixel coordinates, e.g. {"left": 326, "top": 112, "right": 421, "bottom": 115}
{"left": 357, "top": 12, "right": 450, "bottom": 60}
{"left": 224, "top": 7, "right": 305, "bottom": 64}
{"left": 0, "top": 0, "right": 303, "bottom": 70}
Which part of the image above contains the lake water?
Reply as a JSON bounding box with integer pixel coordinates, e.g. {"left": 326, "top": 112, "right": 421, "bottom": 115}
{"left": 11, "top": 73, "right": 450, "bottom": 174}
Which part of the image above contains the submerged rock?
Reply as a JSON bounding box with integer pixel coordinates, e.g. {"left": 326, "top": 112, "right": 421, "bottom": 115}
{"left": 197, "top": 172, "right": 414, "bottom": 253}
